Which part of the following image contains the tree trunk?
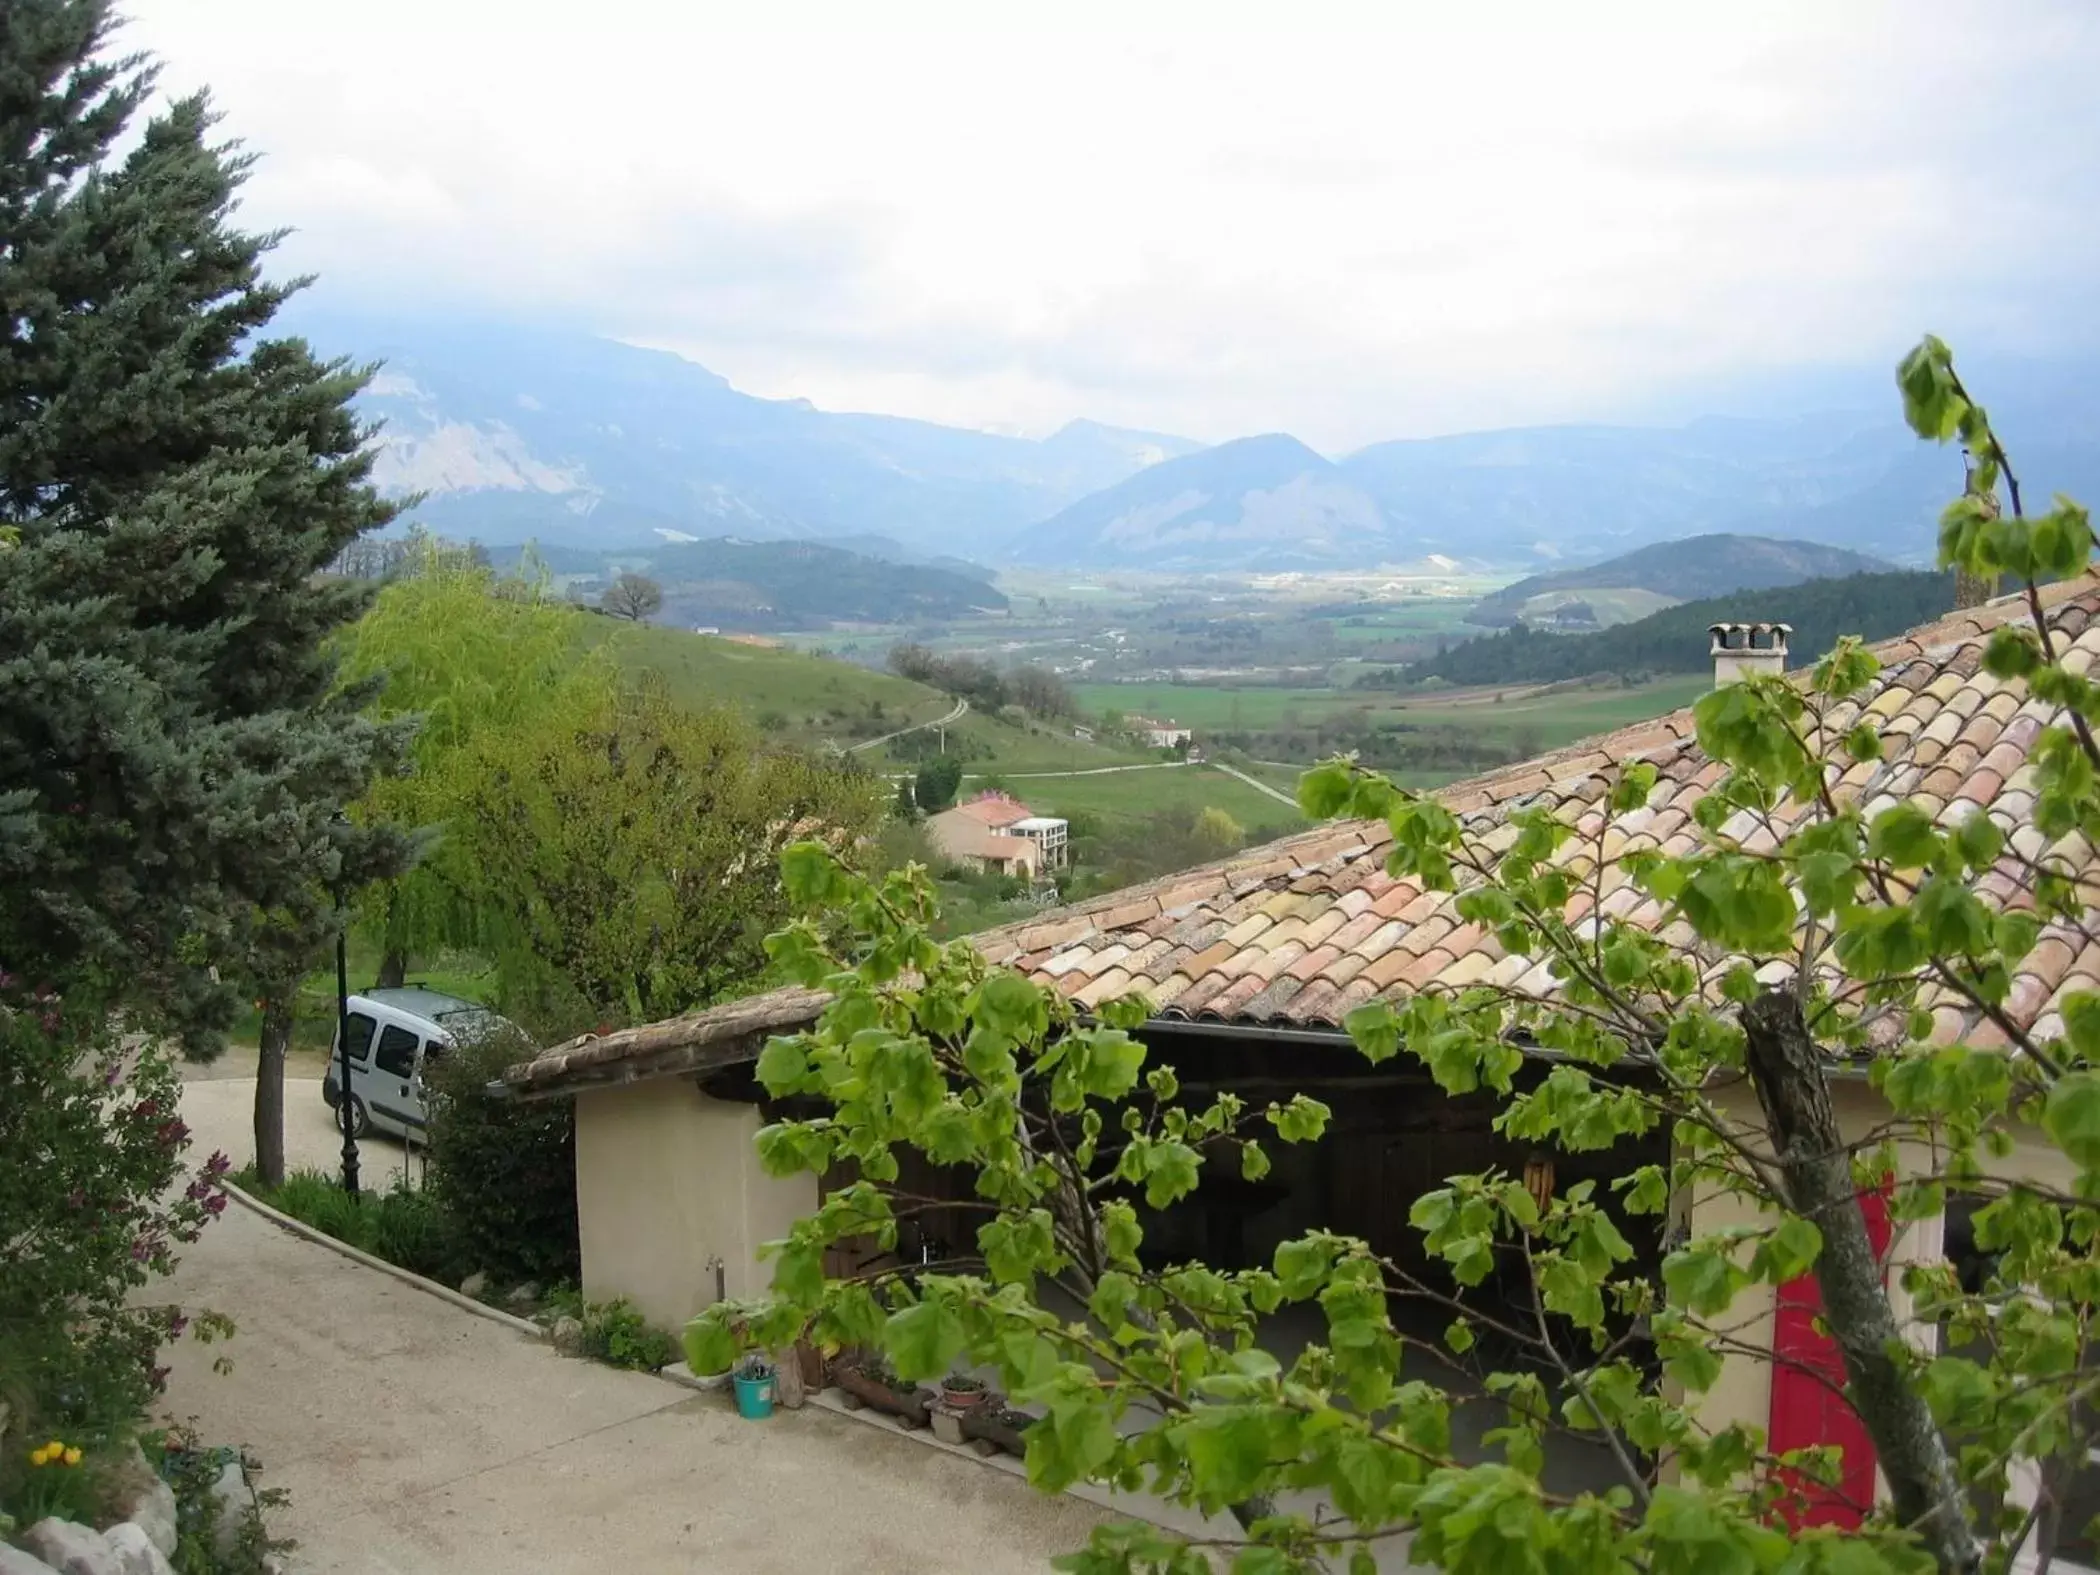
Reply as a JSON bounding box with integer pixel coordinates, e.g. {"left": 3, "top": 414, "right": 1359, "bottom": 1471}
{"left": 253, "top": 992, "right": 295, "bottom": 1187}
{"left": 1740, "top": 989, "right": 1978, "bottom": 1574}
{"left": 376, "top": 948, "right": 406, "bottom": 989}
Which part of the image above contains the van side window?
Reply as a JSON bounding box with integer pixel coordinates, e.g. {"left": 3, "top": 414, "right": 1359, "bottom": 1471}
{"left": 374, "top": 1024, "right": 419, "bottom": 1078}
{"left": 341, "top": 1012, "right": 377, "bottom": 1063}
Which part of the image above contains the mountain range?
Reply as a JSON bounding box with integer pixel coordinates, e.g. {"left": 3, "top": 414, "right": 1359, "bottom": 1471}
{"left": 290, "top": 308, "right": 2100, "bottom": 573}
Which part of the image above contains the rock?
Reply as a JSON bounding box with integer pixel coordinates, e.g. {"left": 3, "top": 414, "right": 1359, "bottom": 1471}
{"left": 769, "top": 1348, "right": 806, "bottom": 1411}
{"left": 105, "top": 1441, "right": 177, "bottom": 1558}
{"left": 549, "top": 1315, "right": 586, "bottom": 1356}
{"left": 208, "top": 1459, "right": 255, "bottom": 1564}
{"left": 458, "top": 1270, "right": 489, "bottom": 1297}
{"left": 928, "top": 1406, "right": 964, "bottom": 1446}
{"left": 503, "top": 1281, "right": 541, "bottom": 1307}
{"left": 20, "top": 1519, "right": 116, "bottom": 1575}
{"left": 0, "top": 1541, "right": 61, "bottom": 1575}
{"left": 102, "top": 1524, "right": 174, "bottom": 1575}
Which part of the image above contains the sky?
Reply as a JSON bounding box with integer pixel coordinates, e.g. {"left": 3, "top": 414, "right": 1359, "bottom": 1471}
{"left": 125, "top": 0, "right": 2100, "bottom": 451}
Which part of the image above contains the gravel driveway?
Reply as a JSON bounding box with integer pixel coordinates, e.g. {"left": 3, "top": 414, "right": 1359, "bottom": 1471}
{"left": 162, "top": 1077, "right": 1106, "bottom": 1574}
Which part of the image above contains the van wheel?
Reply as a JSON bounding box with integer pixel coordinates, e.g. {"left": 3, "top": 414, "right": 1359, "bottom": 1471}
{"left": 344, "top": 1095, "right": 370, "bottom": 1139}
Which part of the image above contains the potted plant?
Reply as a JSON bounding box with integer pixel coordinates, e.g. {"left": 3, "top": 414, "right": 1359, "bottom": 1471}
{"left": 938, "top": 1373, "right": 987, "bottom": 1410}
{"left": 731, "top": 1354, "right": 775, "bottom": 1421}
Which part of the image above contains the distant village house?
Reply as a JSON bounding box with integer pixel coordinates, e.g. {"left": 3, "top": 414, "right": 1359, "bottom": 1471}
{"left": 925, "top": 791, "right": 1068, "bottom": 877}
{"left": 1126, "top": 715, "right": 1193, "bottom": 749}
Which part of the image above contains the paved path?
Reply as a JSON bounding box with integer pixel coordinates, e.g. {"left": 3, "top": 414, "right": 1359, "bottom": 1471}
{"left": 165, "top": 1079, "right": 1105, "bottom": 1574}
{"left": 848, "top": 695, "right": 967, "bottom": 753}
{"left": 962, "top": 761, "right": 1189, "bottom": 779}
{"left": 1207, "top": 762, "right": 1300, "bottom": 808}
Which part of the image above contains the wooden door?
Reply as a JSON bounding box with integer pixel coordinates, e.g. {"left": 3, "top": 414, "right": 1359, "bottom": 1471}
{"left": 1768, "top": 1184, "right": 1893, "bottom": 1529}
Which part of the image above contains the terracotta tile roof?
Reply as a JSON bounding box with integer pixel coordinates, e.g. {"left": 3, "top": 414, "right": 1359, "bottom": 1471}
{"left": 501, "top": 577, "right": 2100, "bottom": 1096}
{"left": 970, "top": 575, "right": 2100, "bottom": 1048}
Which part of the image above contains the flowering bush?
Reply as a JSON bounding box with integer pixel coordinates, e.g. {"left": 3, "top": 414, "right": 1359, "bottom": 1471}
{"left": 0, "top": 984, "right": 231, "bottom": 1454}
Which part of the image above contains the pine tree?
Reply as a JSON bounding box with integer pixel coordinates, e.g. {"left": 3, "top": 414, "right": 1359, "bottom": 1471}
{"left": 0, "top": 1, "right": 412, "bottom": 1064}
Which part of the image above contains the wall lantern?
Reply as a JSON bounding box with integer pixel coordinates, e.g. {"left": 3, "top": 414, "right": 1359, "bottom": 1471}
{"left": 1524, "top": 1153, "right": 1555, "bottom": 1215}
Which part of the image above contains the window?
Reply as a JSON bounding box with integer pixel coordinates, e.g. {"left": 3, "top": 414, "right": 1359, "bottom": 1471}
{"left": 340, "top": 1012, "right": 376, "bottom": 1063}
{"left": 374, "top": 1024, "right": 420, "bottom": 1078}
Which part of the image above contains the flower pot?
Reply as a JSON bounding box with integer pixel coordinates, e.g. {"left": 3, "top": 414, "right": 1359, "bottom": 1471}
{"left": 939, "top": 1381, "right": 987, "bottom": 1410}
{"left": 732, "top": 1371, "right": 775, "bottom": 1420}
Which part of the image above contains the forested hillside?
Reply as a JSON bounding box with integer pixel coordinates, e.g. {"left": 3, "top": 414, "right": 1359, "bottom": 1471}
{"left": 1404, "top": 569, "right": 1953, "bottom": 687}
{"left": 1465, "top": 533, "right": 1891, "bottom": 628}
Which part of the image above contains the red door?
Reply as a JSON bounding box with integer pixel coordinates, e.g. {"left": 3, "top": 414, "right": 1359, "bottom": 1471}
{"left": 1767, "top": 1185, "right": 1893, "bottom": 1529}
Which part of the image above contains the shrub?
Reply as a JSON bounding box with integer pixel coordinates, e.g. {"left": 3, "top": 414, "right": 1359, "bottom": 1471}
{"left": 581, "top": 1299, "right": 676, "bottom": 1372}
{"left": 0, "top": 994, "right": 230, "bottom": 1455}
{"left": 423, "top": 1027, "right": 580, "bottom": 1285}
{"left": 244, "top": 1170, "right": 465, "bottom": 1286}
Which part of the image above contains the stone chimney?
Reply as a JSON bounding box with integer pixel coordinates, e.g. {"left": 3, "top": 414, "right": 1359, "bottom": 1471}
{"left": 1709, "top": 622, "right": 1791, "bottom": 686}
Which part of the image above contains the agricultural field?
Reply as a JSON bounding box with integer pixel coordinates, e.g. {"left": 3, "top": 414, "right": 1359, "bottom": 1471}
{"left": 1078, "top": 672, "right": 1710, "bottom": 758}
{"left": 977, "top": 763, "right": 1304, "bottom": 840}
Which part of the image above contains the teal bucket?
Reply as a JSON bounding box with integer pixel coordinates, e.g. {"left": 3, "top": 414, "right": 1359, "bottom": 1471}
{"left": 733, "top": 1372, "right": 776, "bottom": 1420}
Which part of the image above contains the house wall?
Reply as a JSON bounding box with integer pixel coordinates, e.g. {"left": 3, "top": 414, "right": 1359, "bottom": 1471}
{"left": 573, "top": 1080, "right": 818, "bottom": 1330}
{"left": 1687, "top": 1078, "right": 2076, "bottom": 1449}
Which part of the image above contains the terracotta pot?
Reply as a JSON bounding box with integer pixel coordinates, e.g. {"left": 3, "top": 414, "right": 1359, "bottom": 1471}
{"left": 939, "top": 1381, "right": 988, "bottom": 1409}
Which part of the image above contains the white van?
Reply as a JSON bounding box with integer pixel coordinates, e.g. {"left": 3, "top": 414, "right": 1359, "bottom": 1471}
{"left": 320, "top": 987, "right": 515, "bottom": 1140}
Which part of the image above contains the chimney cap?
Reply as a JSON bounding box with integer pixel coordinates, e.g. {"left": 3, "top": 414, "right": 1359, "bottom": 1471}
{"left": 1708, "top": 621, "right": 1794, "bottom": 649}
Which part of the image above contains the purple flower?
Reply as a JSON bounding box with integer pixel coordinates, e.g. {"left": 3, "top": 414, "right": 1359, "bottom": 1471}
{"left": 203, "top": 1193, "right": 227, "bottom": 1216}
{"left": 203, "top": 1151, "right": 231, "bottom": 1178}
{"left": 167, "top": 1314, "right": 188, "bottom": 1338}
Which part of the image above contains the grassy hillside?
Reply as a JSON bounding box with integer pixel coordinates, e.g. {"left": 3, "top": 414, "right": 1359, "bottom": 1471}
{"left": 1416, "top": 570, "right": 1952, "bottom": 688}
{"left": 593, "top": 619, "right": 955, "bottom": 747}
{"left": 598, "top": 619, "right": 1154, "bottom": 773}
{"left": 1467, "top": 534, "right": 1891, "bottom": 629}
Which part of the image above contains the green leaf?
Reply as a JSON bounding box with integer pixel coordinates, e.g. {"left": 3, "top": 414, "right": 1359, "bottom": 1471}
{"left": 779, "top": 840, "right": 841, "bottom": 906}
{"left": 1866, "top": 801, "right": 1941, "bottom": 870}
{"left": 681, "top": 1315, "right": 738, "bottom": 1377}
{"left": 973, "top": 971, "right": 1047, "bottom": 1043}
{"left": 1025, "top": 1397, "right": 1120, "bottom": 1493}
{"left": 1268, "top": 1093, "right": 1332, "bottom": 1143}
{"left": 769, "top": 1234, "right": 826, "bottom": 1304}
{"left": 1274, "top": 1236, "right": 1339, "bottom": 1299}
{"left": 1749, "top": 1216, "right": 1822, "bottom": 1284}
{"left": 2044, "top": 1071, "right": 2100, "bottom": 1173}
{"left": 883, "top": 1297, "right": 967, "bottom": 1382}
{"left": 1444, "top": 1318, "right": 1474, "bottom": 1354}
{"left": 754, "top": 1034, "right": 812, "bottom": 1097}
{"left": 1143, "top": 1139, "right": 1202, "bottom": 1209}
{"left": 1179, "top": 1407, "right": 1286, "bottom": 1509}
{"left": 1662, "top": 1244, "right": 1749, "bottom": 1317}
{"left": 1240, "top": 1139, "right": 1272, "bottom": 1182}
{"left": 1953, "top": 810, "right": 2003, "bottom": 872}
{"left": 1087, "top": 1271, "right": 1138, "bottom": 1330}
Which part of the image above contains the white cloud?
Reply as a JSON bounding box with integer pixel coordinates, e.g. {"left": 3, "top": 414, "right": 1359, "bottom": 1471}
{"left": 125, "top": 0, "right": 2100, "bottom": 449}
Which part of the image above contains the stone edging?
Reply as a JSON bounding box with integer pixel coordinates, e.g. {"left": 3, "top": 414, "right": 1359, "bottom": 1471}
{"left": 220, "top": 1180, "right": 547, "bottom": 1340}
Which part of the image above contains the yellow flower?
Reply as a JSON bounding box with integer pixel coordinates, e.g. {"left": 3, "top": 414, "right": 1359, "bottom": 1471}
{"left": 62, "top": 1447, "right": 82, "bottom": 1467}
{"left": 28, "top": 1444, "right": 50, "bottom": 1466}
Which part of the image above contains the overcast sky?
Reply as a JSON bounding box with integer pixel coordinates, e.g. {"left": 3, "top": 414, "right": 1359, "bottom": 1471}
{"left": 125, "top": 0, "right": 2100, "bottom": 451}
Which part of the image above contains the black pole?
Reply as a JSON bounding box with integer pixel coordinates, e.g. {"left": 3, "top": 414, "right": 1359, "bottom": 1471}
{"left": 336, "top": 872, "right": 360, "bottom": 1197}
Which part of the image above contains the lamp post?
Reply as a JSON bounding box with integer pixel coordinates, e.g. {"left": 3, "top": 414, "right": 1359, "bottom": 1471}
{"left": 334, "top": 839, "right": 360, "bottom": 1198}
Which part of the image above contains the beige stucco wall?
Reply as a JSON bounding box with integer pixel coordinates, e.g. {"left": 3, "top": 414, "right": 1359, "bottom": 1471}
{"left": 1688, "top": 1077, "right": 2076, "bottom": 1449}
{"left": 573, "top": 1080, "right": 818, "bottom": 1331}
